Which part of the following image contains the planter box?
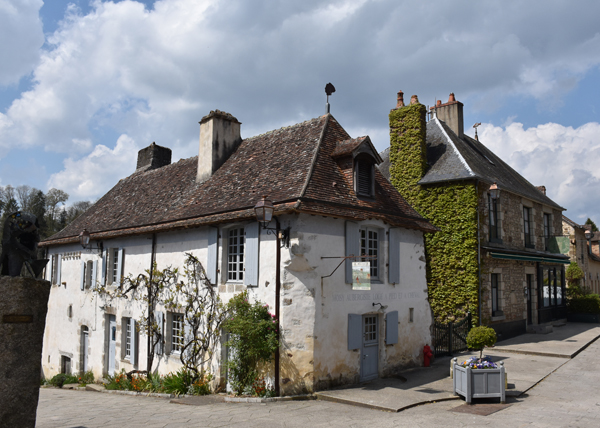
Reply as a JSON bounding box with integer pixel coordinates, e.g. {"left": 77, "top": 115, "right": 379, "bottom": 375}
{"left": 452, "top": 358, "right": 505, "bottom": 404}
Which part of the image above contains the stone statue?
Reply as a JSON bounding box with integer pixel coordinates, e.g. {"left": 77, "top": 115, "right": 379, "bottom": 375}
{"left": 0, "top": 212, "right": 48, "bottom": 278}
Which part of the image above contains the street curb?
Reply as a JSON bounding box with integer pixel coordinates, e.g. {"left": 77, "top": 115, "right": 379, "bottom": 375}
{"left": 495, "top": 332, "right": 600, "bottom": 360}
{"left": 224, "top": 394, "right": 316, "bottom": 403}
{"left": 315, "top": 391, "right": 460, "bottom": 413}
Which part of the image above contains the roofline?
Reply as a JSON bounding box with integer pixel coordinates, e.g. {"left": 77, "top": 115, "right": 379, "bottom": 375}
{"left": 432, "top": 117, "right": 474, "bottom": 177}
{"left": 300, "top": 114, "right": 330, "bottom": 198}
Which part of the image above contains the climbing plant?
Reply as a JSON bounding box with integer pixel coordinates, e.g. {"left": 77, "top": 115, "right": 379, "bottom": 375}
{"left": 389, "top": 103, "right": 480, "bottom": 324}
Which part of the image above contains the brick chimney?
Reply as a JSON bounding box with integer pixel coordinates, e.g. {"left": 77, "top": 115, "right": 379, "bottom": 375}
{"left": 430, "top": 93, "right": 464, "bottom": 138}
{"left": 136, "top": 142, "right": 172, "bottom": 171}
{"left": 197, "top": 110, "right": 242, "bottom": 183}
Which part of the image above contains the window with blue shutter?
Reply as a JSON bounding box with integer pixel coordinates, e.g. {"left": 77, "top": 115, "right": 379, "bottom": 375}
{"left": 155, "top": 311, "right": 164, "bottom": 355}
{"left": 345, "top": 222, "right": 359, "bottom": 284}
{"left": 101, "top": 249, "right": 107, "bottom": 286}
{"left": 388, "top": 228, "right": 400, "bottom": 284}
{"left": 385, "top": 311, "right": 398, "bottom": 345}
{"left": 80, "top": 261, "right": 86, "bottom": 290}
{"left": 244, "top": 222, "right": 259, "bottom": 287}
{"left": 348, "top": 314, "right": 362, "bottom": 350}
{"left": 206, "top": 227, "right": 218, "bottom": 285}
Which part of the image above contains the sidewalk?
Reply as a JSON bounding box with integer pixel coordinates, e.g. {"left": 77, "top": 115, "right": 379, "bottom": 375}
{"left": 315, "top": 322, "right": 600, "bottom": 412}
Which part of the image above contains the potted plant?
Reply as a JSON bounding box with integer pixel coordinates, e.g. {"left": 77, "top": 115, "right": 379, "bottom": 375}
{"left": 453, "top": 326, "right": 505, "bottom": 404}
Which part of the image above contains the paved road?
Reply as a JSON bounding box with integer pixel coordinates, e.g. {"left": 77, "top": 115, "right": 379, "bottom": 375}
{"left": 37, "top": 338, "right": 600, "bottom": 428}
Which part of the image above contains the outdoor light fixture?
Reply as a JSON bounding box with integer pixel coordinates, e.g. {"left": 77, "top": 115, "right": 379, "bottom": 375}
{"left": 372, "top": 302, "right": 388, "bottom": 312}
{"left": 79, "top": 228, "right": 103, "bottom": 254}
{"left": 253, "top": 197, "right": 290, "bottom": 248}
{"left": 489, "top": 182, "right": 500, "bottom": 200}
{"left": 585, "top": 229, "right": 593, "bottom": 255}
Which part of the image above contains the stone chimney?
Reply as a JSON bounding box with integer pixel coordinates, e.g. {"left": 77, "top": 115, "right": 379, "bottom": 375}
{"left": 136, "top": 142, "right": 172, "bottom": 171}
{"left": 197, "top": 110, "right": 242, "bottom": 183}
{"left": 536, "top": 185, "right": 547, "bottom": 195}
{"left": 430, "top": 93, "right": 464, "bottom": 138}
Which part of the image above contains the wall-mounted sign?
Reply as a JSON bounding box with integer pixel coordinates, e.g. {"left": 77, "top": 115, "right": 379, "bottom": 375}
{"left": 352, "top": 262, "right": 371, "bottom": 290}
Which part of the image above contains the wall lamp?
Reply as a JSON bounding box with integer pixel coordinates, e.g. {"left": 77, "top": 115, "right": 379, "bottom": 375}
{"left": 372, "top": 302, "right": 388, "bottom": 312}
{"left": 79, "top": 228, "right": 103, "bottom": 255}
{"left": 254, "top": 196, "right": 290, "bottom": 248}
{"left": 489, "top": 182, "right": 500, "bottom": 200}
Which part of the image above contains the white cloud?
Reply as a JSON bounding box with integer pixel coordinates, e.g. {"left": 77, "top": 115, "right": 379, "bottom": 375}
{"left": 0, "top": 0, "right": 44, "bottom": 85}
{"left": 47, "top": 134, "right": 139, "bottom": 200}
{"left": 480, "top": 121, "right": 600, "bottom": 223}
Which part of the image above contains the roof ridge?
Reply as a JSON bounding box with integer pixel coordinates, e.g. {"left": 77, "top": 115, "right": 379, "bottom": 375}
{"left": 245, "top": 116, "right": 322, "bottom": 141}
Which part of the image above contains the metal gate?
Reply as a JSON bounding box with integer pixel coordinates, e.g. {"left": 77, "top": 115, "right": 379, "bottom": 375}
{"left": 433, "top": 312, "right": 472, "bottom": 357}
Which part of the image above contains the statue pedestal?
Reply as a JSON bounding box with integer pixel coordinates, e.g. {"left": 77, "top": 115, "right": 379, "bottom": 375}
{"left": 0, "top": 276, "right": 51, "bottom": 428}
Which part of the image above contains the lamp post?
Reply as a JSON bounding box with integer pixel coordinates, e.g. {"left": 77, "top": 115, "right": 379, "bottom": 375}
{"left": 585, "top": 229, "right": 593, "bottom": 256}
{"left": 489, "top": 182, "right": 500, "bottom": 200}
{"left": 254, "top": 196, "right": 290, "bottom": 396}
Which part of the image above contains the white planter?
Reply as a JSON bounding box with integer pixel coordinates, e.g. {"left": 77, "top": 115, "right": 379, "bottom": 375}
{"left": 452, "top": 358, "right": 505, "bottom": 404}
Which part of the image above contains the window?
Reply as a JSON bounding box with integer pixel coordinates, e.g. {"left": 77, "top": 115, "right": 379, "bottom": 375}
{"left": 171, "top": 313, "right": 184, "bottom": 353}
{"left": 541, "top": 265, "right": 565, "bottom": 308}
{"left": 60, "top": 356, "right": 71, "bottom": 375}
{"left": 489, "top": 194, "right": 500, "bottom": 243}
{"left": 227, "top": 227, "right": 245, "bottom": 281}
{"left": 491, "top": 273, "right": 502, "bottom": 317}
{"left": 543, "top": 213, "right": 551, "bottom": 250}
{"left": 81, "top": 260, "right": 95, "bottom": 289}
{"left": 523, "top": 207, "right": 533, "bottom": 248}
{"left": 360, "top": 227, "right": 379, "bottom": 279}
{"left": 106, "top": 248, "right": 123, "bottom": 285}
{"left": 51, "top": 254, "right": 61, "bottom": 285}
{"left": 125, "top": 318, "right": 132, "bottom": 359}
{"left": 355, "top": 156, "right": 374, "bottom": 197}
{"left": 121, "top": 317, "right": 137, "bottom": 364}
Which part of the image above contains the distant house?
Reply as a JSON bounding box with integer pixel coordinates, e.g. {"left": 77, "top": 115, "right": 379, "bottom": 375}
{"left": 39, "top": 109, "right": 437, "bottom": 394}
{"left": 562, "top": 216, "right": 600, "bottom": 294}
{"left": 380, "top": 92, "right": 570, "bottom": 340}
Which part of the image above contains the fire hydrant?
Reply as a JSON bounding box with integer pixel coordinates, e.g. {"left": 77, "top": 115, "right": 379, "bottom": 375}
{"left": 423, "top": 345, "right": 433, "bottom": 367}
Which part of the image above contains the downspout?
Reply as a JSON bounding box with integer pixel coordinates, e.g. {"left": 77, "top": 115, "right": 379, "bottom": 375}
{"left": 274, "top": 217, "right": 281, "bottom": 396}
{"left": 476, "top": 180, "right": 482, "bottom": 326}
{"left": 148, "top": 233, "right": 157, "bottom": 372}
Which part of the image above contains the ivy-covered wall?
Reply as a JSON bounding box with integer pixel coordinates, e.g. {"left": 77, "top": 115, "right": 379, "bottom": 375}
{"left": 389, "top": 103, "right": 479, "bottom": 323}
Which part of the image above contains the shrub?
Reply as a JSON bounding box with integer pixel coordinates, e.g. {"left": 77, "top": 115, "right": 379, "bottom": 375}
{"left": 224, "top": 291, "right": 279, "bottom": 396}
{"left": 104, "top": 371, "right": 131, "bottom": 390}
{"left": 78, "top": 370, "right": 94, "bottom": 385}
{"left": 466, "top": 326, "right": 497, "bottom": 359}
{"left": 48, "top": 373, "right": 79, "bottom": 388}
{"left": 568, "top": 294, "right": 600, "bottom": 314}
{"left": 187, "top": 373, "right": 213, "bottom": 396}
{"left": 163, "top": 369, "right": 195, "bottom": 395}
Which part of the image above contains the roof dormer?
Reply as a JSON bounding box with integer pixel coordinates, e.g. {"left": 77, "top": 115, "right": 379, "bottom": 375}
{"left": 332, "top": 136, "right": 382, "bottom": 199}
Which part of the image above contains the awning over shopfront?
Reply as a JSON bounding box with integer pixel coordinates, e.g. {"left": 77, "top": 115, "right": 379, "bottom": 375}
{"left": 488, "top": 251, "right": 570, "bottom": 265}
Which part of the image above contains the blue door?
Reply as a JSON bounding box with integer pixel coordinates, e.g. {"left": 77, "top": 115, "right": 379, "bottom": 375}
{"left": 107, "top": 315, "right": 116, "bottom": 375}
{"left": 361, "top": 315, "right": 378, "bottom": 381}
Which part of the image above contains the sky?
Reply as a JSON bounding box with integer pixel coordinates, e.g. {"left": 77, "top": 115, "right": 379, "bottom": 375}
{"left": 1, "top": 0, "right": 599, "bottom": 224}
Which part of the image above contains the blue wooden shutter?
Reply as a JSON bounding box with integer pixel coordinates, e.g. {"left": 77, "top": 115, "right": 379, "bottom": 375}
{"left": 80, "top": 261, "right": 85, "bottom": 290}
{"left": 155, "top": 311, "right": 164, "bottom": 355}
{"left": 117, "top": 248, "right": 124, "bottom": 285}
{"left": 131, "top": 319, "right": 137, "bottom": 366}
{"left": 91, "top": 260, "right": 97, "bottom": 289}
{"left": 101, "top": 249, "right": 107, "bottom": 286}
{"left": 206, "top": 227, "right": 218, "bottom": 285}
{"left": 388, "top": 228, "right": 400, "bottom": 284}
{"left": 56, "top": 255, "right": 62, "bottom": 285}
{"left": 345, "top": 222, "right": 359, "bottom": 284}
{"left": 385, "top": 310, "right": 398, "bottom": 345}
{"left": 244, "top": 223, "right": 259, "bottom": 287}
{"left": 348, "top": 314, "right": 362, "bottom": 350}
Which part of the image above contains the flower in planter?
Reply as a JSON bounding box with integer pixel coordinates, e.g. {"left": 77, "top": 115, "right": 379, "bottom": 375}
{"left": 460, "top": 355, "right": 498, "bottom": 369}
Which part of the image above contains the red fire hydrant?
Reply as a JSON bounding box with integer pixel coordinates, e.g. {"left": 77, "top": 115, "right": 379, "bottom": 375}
{"left": 423, "top": 345, "right": 433, "bottom": 367}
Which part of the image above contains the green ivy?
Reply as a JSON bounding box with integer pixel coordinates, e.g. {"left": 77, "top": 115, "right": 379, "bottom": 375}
{"left": 389, "top": 103, "right": 480, "bottom": 324}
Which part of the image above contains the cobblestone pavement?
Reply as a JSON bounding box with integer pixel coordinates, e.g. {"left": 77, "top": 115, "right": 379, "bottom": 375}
{"left": 37, "top": 338, "right": 600, "bottom": 428}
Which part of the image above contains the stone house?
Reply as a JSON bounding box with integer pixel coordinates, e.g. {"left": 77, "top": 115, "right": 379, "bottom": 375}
{"left": 379, "top": 92, "right": 570, "bottom": 340}
{"left": 39, "top": 109, "right": 437, "bottom": 394}
{"left": 562, "top": 216, "right": 600, "bottom": 295}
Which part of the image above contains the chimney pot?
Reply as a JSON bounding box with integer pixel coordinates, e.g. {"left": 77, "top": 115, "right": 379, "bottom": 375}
{"left": 436, "top": 100, "right": 442, "bottom": 107}
{"left": 448, "top": 93, "right": 456, "bottom": 103}
{"left": 396, "top": 91, "right": 405, "bottom": 108}
{"left": 410, "top": 95, "right": 419, "bottom": 105}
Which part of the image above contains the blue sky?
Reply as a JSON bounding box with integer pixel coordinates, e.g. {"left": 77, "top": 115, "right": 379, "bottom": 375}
{"left": 1, "top": 0, "right": 599, "bottom": 224}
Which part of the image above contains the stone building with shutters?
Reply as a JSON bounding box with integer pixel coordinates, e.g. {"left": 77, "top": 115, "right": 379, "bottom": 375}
{"left": 379, "top": 92, "right": 570, "bottom": 341}
{"left": 39, "top": 109, "right": 437, "bottom": 394}
{"left": 562, "top": 216, "right": 600, "bottom": 295}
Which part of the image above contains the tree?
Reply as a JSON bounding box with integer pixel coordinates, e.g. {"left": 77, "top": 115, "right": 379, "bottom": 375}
{"left": 585, "top": 218, "right": 598, "bottom": 232}
{"left": 98, "top": 253, "right": 226, "bottom": 379}
{"left": 64, "top": 200, "right": 92, "bottom": 224}
{"left": 566, "top": 261, "right": 587, "bottom": 297}
{"left": 45, "top": 188, "right": 69, "bottom": 234}
{"left": 466, "top": 326, "right": 497, "bottom": 359}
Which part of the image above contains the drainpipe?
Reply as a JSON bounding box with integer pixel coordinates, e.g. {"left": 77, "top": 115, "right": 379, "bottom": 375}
{"left": 274, "top": 217, "right": 281, "bottom": 396}
{"left": 476, "top": 180, "right": 482, "bottom": 326}
{"left": 148, "top": 233, "right": 157, "bottom": 373}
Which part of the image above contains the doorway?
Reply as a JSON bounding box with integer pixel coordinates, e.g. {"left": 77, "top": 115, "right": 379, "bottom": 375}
{"left": 107, "top": 315, "right": 116, "bottom": 375}
{"left": 81, "top": 326, "right": 89, "bottom": 373}
{"left": 360, "top": 315, "right": 379, "bottom": 382}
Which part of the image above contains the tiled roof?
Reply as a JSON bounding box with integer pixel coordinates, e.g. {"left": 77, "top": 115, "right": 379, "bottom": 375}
{"left": 379, "top": 117, "right": 564, "bottom": 210}
{"left": 42, "top": 114, "right": 435, "bottom": 246}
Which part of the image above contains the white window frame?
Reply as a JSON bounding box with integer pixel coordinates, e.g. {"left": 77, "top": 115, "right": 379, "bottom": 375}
{"left": 360, "top": 227, "right": 380, "bottom": 280}
{"left": 106, "top": 248, "right": 124, "bottom": 286}
{"left": 170, "top": 313, "right": 184, "bottom": 354}
{"left": 125, "top": 318, "right": 132, "bottom": 359}
{"left": 227, "top": 227, "right": 245, "bottom": 282}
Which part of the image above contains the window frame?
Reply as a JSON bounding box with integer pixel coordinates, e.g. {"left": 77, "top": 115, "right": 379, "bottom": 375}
{"left": 360, "top": 226, "right": 380, "bottom": 280}
{"left": 227, "top": 227, "right": 245, "bottom": 282}
{"left": 543, "top": 213, "right": 551, "bottom": 251}
{"left": 488, "top": 194, "right": 501, "bottom": 243}
{"left": 354, "top": 155, "right": 375, "bottom": 198}
{"left": 523, "top": 207, "right": 534, "bottom": 248}
{"left": 170, "top": 313, "right": 184, "bottom": 354}
{"left": 491, "top": 273, "right": 503, "bottom": 317}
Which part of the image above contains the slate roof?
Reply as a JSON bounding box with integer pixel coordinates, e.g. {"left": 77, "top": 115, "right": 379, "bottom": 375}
{"left": 42, "top": 114, "right": 435, "bottom": 246}
{"left": 379, "top": 117, "right": 564, "bottom": 210}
